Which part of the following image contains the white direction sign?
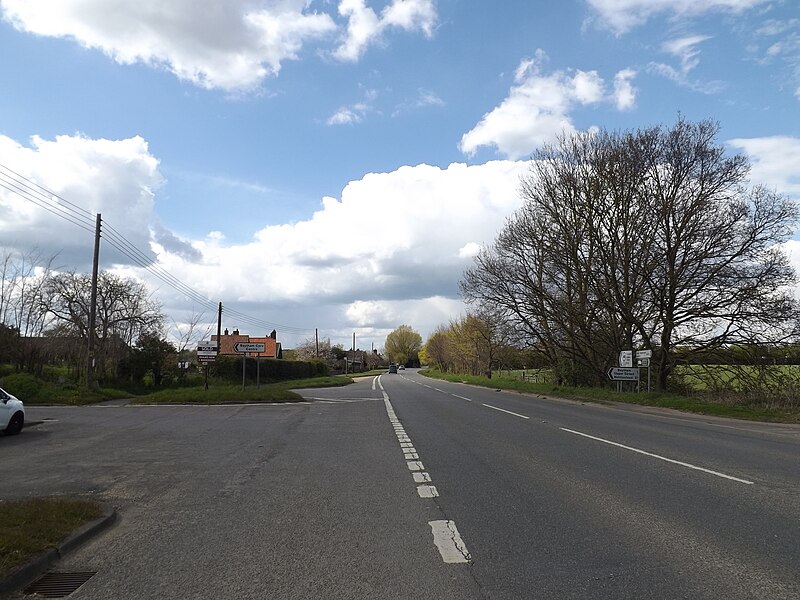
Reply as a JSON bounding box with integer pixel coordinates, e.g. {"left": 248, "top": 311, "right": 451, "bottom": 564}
{"left": 619, "top": 350, "right": 633, "bottom": 368}
{"left": 607, "top": 367, "right": 640, "bottom": 381}
{"left": 233, "top": 342, "right": 266, "bottom": 353}
{"left": 635, "top": 349, "right": 652, "bottom": 359}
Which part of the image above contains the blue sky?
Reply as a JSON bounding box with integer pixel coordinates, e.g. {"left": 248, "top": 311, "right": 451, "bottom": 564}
{"left": 1, "top": 0, "right": 799, "bottom": 351}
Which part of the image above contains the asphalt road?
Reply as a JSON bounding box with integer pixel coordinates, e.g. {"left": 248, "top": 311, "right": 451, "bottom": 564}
{"left": 2, "top": 370, "right": 798, "bottom": 599}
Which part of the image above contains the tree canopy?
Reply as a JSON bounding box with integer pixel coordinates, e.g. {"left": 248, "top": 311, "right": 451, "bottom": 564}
{"left": 384, "top": 325, "right": 422, "bottom": 366}
{"left": 461, "top": 118, "right": 799, "bottom": 390}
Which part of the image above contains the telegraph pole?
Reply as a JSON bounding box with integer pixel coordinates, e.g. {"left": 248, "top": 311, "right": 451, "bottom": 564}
{"left": 86, "top": 213, "right": 101, "bottom": 390}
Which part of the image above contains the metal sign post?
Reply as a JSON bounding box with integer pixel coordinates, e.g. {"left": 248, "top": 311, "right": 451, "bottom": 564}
{"left": 196, "top": 341, "right": 218, "bottom": 391}
{"left": 232, "top": 343, "right": 266, "bottom": 390}
{"left": 635, "top": 350, "right": 652, "bottom": 393}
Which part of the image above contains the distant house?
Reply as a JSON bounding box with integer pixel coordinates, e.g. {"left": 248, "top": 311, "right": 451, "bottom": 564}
{"left": 211, "top": 328, "right": 282, "bottom": 359}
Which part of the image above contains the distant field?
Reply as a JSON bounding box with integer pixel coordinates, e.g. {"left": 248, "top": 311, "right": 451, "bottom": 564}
{"left": 675, "top": 364, "right": 800, "bottom": 392}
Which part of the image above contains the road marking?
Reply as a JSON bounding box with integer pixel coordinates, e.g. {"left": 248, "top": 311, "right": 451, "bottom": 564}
{"left": 429, "top": 520, "right": 471, "bottom": 563}
{"left": 560, "top": 427, "right": 755, "bottom": 485}
{"left": 452, "top": 394, "right": 472, "bottom": 402}
{"left": 372, "top": 377, "right": 377, "bottom": 390}
{"left": 413, "top": 472, "right": 432, "bottom": 483}
{"left": 482, "top": 403, "right": 530, "bottom": 419}
{"left": 417, "top": 485, "right": 439, "bottom": 498}
{"left": 407, "top": 461, "right": 425, "bottom": 471}
{"left": 405, "top": 452, "right": 419, "bottom": 460}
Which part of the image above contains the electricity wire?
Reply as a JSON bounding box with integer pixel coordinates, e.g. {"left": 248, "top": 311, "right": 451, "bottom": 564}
{"left": 0, "top": 161, "right": 316, "bottom": 336}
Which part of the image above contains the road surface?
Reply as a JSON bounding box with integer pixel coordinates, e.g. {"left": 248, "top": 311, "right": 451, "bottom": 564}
{"left": 2, "top": 370, "right": 798, "bottom": 598}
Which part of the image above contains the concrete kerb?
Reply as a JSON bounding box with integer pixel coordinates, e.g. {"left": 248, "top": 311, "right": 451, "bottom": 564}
{"left": 0, "top": 505, "right": 117, "bottom": 595}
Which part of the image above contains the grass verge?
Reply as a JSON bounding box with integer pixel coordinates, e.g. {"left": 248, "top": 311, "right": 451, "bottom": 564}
{"left": 421, "top": 369, "right": 800, "bottom": 424}
{"left": 131, "top": 376, "right": 354, "bottom": 404}
{"left": 0, "top": 498, "right": 103, "bottom": 579}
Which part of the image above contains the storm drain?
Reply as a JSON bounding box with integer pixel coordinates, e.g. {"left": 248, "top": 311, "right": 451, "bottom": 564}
{"left": 24, "top": 572, "right": 96, "bottom": 598}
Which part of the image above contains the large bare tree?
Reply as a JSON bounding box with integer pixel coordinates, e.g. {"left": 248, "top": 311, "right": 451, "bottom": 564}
{"left": 42, "top": 270, "right": 164, "bottom": 378}
{"left": 461, "top": 118, "right": 799, "bottom": 391}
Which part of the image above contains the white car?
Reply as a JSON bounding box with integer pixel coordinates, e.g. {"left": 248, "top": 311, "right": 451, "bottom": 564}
{"left": 0, "top": 386, "right": 25, "bottom": 435}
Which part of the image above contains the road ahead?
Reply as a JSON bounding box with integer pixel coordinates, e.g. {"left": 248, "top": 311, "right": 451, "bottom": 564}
{"left": 2, "top": 370, "right": 799, "bottom": 599}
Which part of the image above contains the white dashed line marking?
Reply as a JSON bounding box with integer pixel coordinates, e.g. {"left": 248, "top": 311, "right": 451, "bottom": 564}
{"left": 417, "top": 485, "right": 439, "bottom": 498}
{"left": 429, "top": 520, "right": 471, "bottom": 563}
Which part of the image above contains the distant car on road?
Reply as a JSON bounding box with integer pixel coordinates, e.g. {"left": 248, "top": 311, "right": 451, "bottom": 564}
{"left": 0, "top": 386, "right": 25, "bottom": 435}
{"left": 398, "top": 365, "right": 405, "bottom": 371}
{"left": 388, "top": 364, "right": 398, "bottom": 373}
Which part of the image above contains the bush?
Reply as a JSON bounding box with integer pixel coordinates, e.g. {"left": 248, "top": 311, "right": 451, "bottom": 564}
{"left": 0, "top": 372, "right": 44, "bottom": 400}
{"left": 210, "top": 357, "right": 328, "bottom": 383}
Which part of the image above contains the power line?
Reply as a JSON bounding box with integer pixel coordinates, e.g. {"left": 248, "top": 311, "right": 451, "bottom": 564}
{"left": 0, "top": 161, "right": 316, "bottom": 335}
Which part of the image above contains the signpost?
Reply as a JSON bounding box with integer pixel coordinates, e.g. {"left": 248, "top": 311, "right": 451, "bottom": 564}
{"left": 619, "top": 350, "right": 633, "bottom": 368}
{"left": 635, "top": 349, "right": 653, "bottom": 392}
{"left": 233, "top": 342, "right": 266, "bottom": 389}
{"left": 196, "top": 340, "right": 218, "bottom": 391}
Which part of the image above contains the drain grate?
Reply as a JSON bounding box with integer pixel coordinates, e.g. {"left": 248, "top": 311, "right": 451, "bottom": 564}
{"left": 24, "top": 572, "right": 96, "bottom": 598}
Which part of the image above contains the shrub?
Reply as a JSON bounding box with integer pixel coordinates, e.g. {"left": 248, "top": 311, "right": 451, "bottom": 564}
{"left": 211, "top": 357, "right": 328, "bottom": 383}
{"left": 0, "top": 372, "right": 44, "bottom": 400}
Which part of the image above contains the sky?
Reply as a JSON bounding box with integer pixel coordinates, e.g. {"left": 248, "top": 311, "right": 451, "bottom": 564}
{"left": 0, "top": 0, "right": 799, "bottom": 352}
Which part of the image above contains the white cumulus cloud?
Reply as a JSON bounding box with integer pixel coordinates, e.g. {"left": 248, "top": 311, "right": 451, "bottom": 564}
{"left": 0, "top": 133, "right": 162, "bottom": 268}
{"left": 332, "top": 0, "right": 436, "bottom": 62}
{"left": 727, "top": 136, "right": 800, "bottom": 197}
{"left": 459, "top": 53, "right": 636, "bottom": 159}
{"left": 0, "top": 0, "right": 437, "bottom": 91}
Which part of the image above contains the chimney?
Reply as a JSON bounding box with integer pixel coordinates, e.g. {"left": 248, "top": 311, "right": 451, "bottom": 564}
{"left": 224, "top": 328, "right": 229, "bottom": 335}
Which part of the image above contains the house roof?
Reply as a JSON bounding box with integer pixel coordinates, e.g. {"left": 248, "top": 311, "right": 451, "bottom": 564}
{"left": 211, "top": 333, "right": 279, "bottom": 358}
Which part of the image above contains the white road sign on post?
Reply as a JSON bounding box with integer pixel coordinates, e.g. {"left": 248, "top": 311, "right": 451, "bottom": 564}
{"left": 197, "top": 340, "right": 218, "bottom": 363}
{"left": 607, "top": 367, "right": 640, "bottom": 381}
{"left": 233, "top": 342, "right": 266, "bottom": 354}
{"left": 619, "top": 350, "right": 633, "bottom": 367}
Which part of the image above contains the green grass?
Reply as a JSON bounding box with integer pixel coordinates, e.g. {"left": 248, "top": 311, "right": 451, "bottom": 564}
{"left": 0, "top": 498, "right": 103, "bottom": 578}
{"left": 350, "top": 369, "right": 390, "bottom": 377}
{"left": 0, "top": 368, "right": 355, "bottom": 405}
{"left": 421, "top": 369, "right": 800, "bottom": 423}
{"left": 131, "top": 376, "right": 354, "bottom": 404}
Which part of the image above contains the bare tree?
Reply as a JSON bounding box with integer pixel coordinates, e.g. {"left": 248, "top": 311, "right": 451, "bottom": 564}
{"left": 42, "top": 271, "right": 164, "bottom": 379}
{"left": 172, "top": 309, "right": 212, "bottom": 353}
{"left": 462, "top": 118, "right": 799, "bottom": 391}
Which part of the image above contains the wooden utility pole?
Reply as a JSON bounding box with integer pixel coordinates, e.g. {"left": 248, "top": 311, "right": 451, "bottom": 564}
{"left": 315, "top": 328, "right": 319, "bottom": 358}
{"left": 86, "top": 213, "right": 101, "bottom": 390}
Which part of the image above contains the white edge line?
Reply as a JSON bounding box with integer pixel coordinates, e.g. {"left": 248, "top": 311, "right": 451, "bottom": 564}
{"left": 452, "top": 394, "right": 472, "bottom": 402}
{"left": 482, "top": 403, "right": 530, "bottom": 419}
{"left": 560, "top": 427, "right": 754, "bottom": 485}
